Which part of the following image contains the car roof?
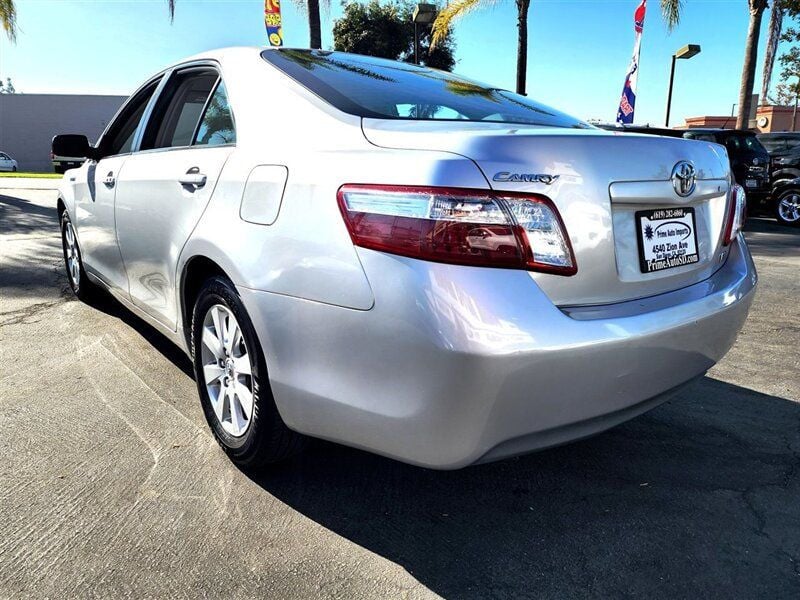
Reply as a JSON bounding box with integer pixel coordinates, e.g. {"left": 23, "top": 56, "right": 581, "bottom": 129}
{"left": 757, "top": 131, "right": 800, "bottom": 137}
{"left": 685, "top": 128, "right": 754, "bottom": 136}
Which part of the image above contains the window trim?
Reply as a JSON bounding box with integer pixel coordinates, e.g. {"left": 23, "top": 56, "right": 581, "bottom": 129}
{"left": 134, "top": 62, "right": 237, "bottom": 157}
{"left": 94, "top": 73, "right": 166, "bottom": 161}
{"left": 189, "top": 77, "right": 237, "bottom": 147}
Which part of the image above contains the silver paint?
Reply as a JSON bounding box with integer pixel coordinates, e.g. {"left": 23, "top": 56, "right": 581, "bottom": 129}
{"left": 58, "top": 47, "right": 757, "bottom": 468}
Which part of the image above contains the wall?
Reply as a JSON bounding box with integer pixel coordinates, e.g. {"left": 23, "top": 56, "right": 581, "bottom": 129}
{"left": 0, "top": 94, "right": 126, "bottom": 172}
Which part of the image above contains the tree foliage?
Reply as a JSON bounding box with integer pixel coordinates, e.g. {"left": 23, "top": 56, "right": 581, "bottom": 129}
{"left": 0, "top": 77, "right": 16, "bottom": 94}
{"left": 333, "top": 1, "right": 456, "bottom": 71}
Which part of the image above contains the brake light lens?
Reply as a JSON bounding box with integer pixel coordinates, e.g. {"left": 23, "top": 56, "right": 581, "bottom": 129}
{"left": 723, "top": 184, "right": 747, "bottom": 246}
{"left": 337, "top": 185, "right": 576, "bottom": 275}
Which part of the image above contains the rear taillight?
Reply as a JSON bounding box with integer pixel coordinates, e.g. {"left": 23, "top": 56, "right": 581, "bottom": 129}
{"left": 723, "top": 184, "right": 747, "bottom": 245}
{"left": 337, "top": 184, "right": 577, "bottom": 275}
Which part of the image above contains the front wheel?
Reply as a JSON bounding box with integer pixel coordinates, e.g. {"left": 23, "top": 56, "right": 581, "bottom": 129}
{"left": 191, "top": 276, "right": 304, "bottom": 468}
{"left": 774, "top": 189, "right": 800, "bottom": 227}
{"left": 60, "top": 212, "right": 99, "bottom": 301}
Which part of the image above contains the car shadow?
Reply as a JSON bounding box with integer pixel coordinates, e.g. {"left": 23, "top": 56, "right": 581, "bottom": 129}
{"left": 86, "top": 287, "right": 195, "bottom": 379}
{"left": 249, "top": 378, "right": 800, "bottom": 598}
{"left": 743, "top": 217, "right": 800, "bottom": 260}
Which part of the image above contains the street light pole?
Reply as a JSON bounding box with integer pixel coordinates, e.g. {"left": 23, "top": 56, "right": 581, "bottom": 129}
{"left": 412, "top": 3, "right": 437, "bottom": 65}
{"left": 414, "top": 22, "right": 419, "bottom": 64}
{"left": 665, "top": 54, "right": 677, "bottom": 127}
{"left": 664, "top": 44, "right": 701, "bottom": 127}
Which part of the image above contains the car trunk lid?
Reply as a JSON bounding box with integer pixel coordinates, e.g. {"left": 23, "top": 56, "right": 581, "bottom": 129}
{"left": 362, "top": 120, "right": 732, "bottom": 306}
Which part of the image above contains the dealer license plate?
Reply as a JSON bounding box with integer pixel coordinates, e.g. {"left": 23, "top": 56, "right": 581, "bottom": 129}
{"left": 636, "top": 207, "right": 700, "bottom": 274}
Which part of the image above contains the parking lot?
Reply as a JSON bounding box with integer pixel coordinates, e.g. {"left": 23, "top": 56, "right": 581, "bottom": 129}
{"left": 0, "top": 186, "right": 798, "bottom": 598}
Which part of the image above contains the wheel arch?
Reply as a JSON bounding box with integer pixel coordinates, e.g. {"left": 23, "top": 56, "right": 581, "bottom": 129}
{"left": 179, "top": 255, "right": 232, "bottom": 348}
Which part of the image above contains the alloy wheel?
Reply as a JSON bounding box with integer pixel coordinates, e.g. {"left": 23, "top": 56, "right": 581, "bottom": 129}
{"left": 63, "top": 220, "right": 81, "bottom": 289}
{"left": 200, "top": 304, "right": 254, "bottom": 437}
{"left": 778, "top": 193, "right": 800, "bottom": 223}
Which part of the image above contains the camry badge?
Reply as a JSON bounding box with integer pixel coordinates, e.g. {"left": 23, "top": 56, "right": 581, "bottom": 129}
{"left": 671, "top": 161, "right": 696, "bottom": 197}
{"left": 493, "top": 172, "right": 560, "bottom": 185}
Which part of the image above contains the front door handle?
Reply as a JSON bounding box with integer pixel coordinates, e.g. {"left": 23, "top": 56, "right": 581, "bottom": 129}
{"left": 103, "top": 172, "right": 115, "bottom": 188}
{"left": 178, "top": 167, "right": 207, "bottom": 189}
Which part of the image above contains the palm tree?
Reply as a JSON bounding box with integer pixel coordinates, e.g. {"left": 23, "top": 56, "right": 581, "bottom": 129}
{"left": 761, "top": 1, "right": 785, "bottom": 105}
{"left": 433, "top": 1, "right": 682, "bottom": 97}
{"left": 432, "top": 0, "right": 532, "bottom": 95}
{"left": 737, "top": 0, "right": 769, "bottom": 128}
{"left": 1, "top": 0, "right": 175, "bottom": 41}
{"left": 0, "top": 0, "right": 17, "bottom": 42}
{"left": 300, "top": 0, "right": 323, "bottom": 49}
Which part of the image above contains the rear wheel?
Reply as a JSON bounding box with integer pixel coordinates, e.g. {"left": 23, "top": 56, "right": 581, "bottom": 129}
{"left": 60, "top": 212, "right": 99, "bottom": 301}
{"left": 191, "top": 276, "right": 304, "bottom": 468}
{"left": 774, "top": 189, "right": 800, "bottom": 227}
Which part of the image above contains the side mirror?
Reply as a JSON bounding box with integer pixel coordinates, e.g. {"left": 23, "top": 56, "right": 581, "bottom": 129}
{"left": 52, "top": 134, "right": 97, "bottom": 160}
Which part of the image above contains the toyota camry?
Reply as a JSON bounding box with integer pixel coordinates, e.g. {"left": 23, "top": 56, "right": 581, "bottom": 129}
{"left": 53, "top": 48, "right": 756, "bottom": 469}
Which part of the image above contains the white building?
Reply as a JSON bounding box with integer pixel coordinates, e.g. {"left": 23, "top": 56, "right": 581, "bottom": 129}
{"left": 0, "top": 93, "right": 126, "bottom": 172}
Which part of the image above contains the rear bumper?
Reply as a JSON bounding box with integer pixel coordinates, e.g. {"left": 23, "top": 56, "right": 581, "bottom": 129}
{"left": 239, "top": 235, "right": 756, "bottom": 469}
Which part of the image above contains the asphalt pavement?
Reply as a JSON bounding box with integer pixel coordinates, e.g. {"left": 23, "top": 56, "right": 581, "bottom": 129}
{"left": 1, "top": 185, "right": 798, "bottom": 599}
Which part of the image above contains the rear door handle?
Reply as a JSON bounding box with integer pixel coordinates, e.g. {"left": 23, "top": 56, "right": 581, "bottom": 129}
{"left": 103, "top": 172, "right": 115, "bottom": 188}
{"left": 178, "top": 167, "right": 207, "bottom": 189}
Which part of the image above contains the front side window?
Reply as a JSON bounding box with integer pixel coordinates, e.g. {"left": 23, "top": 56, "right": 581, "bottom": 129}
{"left": 100, "top": 78, "right": 161, "bottom": 157}
{"left": 141, "top": 69, "right": 218, "bottom": 150}
{"left": 262, "top": 49, "right": 588, "bottom": 129}
{"left": 194, "top": 81, "right": 236, "bottom": 146}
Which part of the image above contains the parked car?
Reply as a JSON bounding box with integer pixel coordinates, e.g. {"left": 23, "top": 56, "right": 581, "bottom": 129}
{"left": 596, "top": 123, "right": 685, "bottom": 138}
{"left": 0, "top": 151, "right": 18, "bottom": 172}
{"left": 601, "top": 125, "right": 775, "bottom": 214}
{"left": 681, "top": 129, "right": 771, "bottom": 209}
{"left": 757, "top": 132, "right": 800, "bottom": 183}
{"left": 51, "top": 150, "right": 85, "bottom": 174}
{"left": 53, "top": 48, "right": 756, "bottom": 470}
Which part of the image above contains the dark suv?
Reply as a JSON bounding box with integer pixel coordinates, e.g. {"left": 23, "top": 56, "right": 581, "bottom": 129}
{"left": 598, "top": 125, "right": 796, "bottom": 225}
{"left": 682, "top": 129, "right": 771, "bottom": 207}
{"left": 598, "top": 125, "right": 771, "bottom": 201}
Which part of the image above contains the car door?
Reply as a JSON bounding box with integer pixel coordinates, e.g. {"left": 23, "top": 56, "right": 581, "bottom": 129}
{"left": 0, "top": 153, "right": 11, "bottom": 171}
{"left": 114, "top": 66, "right": 236, "bottom": 330}
{"left": 72, "top": 78, "right": 162, "bottom": 293}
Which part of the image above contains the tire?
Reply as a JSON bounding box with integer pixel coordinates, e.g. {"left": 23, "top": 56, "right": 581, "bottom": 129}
{"left": 774, "top": 189, "right": 800, "bottom": 227}
{"left": 11, "top": 166, "right": 16, "bottom": 172}
{"left": 191, "top": 276, "right": 304, "bottom": 468}
{"left": 60, "top": 212, "right": 99, "bottom": 301}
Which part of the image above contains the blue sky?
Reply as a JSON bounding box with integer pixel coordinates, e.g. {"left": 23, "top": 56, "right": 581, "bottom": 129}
{"left": 0, "top": 1, "right": 777, "bottom": 125}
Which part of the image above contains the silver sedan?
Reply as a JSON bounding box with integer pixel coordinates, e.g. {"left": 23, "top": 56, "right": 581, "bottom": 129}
{"left": 54, "top": 48, "right": 756, "bottom": 469}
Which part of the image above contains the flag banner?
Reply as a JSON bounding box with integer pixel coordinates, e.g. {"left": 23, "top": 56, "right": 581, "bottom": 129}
{"left": 616, "top": 0, "right": 647, "bottom": 124}
{"left": 265, "top": 0, "right": 283, "bottom": 47}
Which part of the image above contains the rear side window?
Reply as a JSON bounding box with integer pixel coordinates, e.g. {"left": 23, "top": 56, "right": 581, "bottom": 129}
{"left": 194, "top": 81, "right": 236, "bottom": 146}
{"left": 684, "top": 133, "right": 716, "bottom": 143}
{"left": 724, "top": 134, "right": 766, "bottom": 153}
{"left": 141, "top": 69, "right": 218, "bottom": 150}
{"left": 262, "top": 49, "right": 588, "bottom": 129}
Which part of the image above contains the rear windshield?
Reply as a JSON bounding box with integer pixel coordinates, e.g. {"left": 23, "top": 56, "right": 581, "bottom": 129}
{"left": 262, "top": 49, "right": 589, "bottom": 129}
